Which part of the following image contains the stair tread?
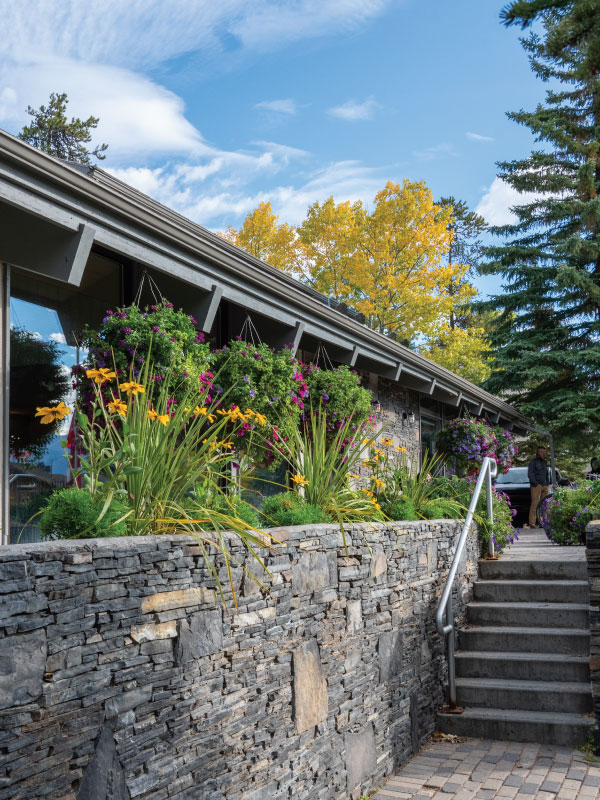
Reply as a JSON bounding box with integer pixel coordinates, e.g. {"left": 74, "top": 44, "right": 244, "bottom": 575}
{"left": 469, "top": 601, "right": 588, "bottom": 609}
{"left": 455, "top": 677, "right": 591, "bottom": 692}
{"left": 475, "top": 579, "right": 588, "bottom": 586}
{"left": 455, "top": 650, "right": 589, "bottom": 663}
{"left": 461, "top": 625, "right": 589, "bottom": 634}
{"left": 438, "top": 707, "right": 592, "bottom": 725}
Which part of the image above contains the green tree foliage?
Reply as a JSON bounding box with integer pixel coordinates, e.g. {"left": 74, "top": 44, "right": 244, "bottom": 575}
{"left": 10, "top": 329, "right": 71, "bottom": 459}
{"left": 18, "top": 92, "right": 108, "bottom": 164}
{"left": 482, "top": 0, "right": 600, "bottom": 453}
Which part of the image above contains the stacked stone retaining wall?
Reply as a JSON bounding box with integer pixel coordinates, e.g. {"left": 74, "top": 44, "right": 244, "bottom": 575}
{"left": 0, "top": 520, "right": 478, "bottom": 800}
{"left": 586, "top": 520, "right": 600, "bottom": 752}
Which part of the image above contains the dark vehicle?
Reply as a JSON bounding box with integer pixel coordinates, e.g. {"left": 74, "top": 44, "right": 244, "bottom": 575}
{"left": 494, "top": 466, "right": 571, "bottom": 526}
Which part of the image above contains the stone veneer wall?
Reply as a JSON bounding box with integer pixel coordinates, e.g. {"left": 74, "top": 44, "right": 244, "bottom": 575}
{"left": 586, "top": 520, "right": 600, "bottom": 753}
{"left": 0, "top": 520, "right": 478, "bottom": 800}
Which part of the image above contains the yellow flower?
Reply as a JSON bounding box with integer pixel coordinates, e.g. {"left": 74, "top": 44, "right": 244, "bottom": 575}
{"left": 107, "top": 398, "right": 127, "bottom": 417}
{"left": 191, "top": 406, "right": 215, "bottom": 422}
{"left": 395, "top": 445, "right": 407, "bottom": 453}
{"left": 361, "top": 487, "right": 374, "bottom": 497}
{"left": 362, "top": 459, "right": 372, "bottom": 468}
{"left": 35, "top": 401, "right": 72, "bottom": 424}
{"left": 373, "top": 448, "right": 384, "bottom": 456}
{"left": 218, "top": 440, "right": 234, "bottom": 450}
{"left": 374, "top": 479, "right": 385, "bottom": 489}
{"left": 381, "top": 437, "right": 394, "bottom": 447}
{"left": 253, "top": 412, "right": 267, "bottom": 426}
{"left": 86, "top": 368, "right": 116, "bottom": 384}
{"left": 147, "top": 409, "right": 169, "bottom": 426}
{"left": 348, "top": 473, "right": 360, "bottom": 479}
{"left": 292, "top": 473, "right": 309, "bottom": 486}
{"left": 119, "top": 381, "right": 145, "bottom": 396}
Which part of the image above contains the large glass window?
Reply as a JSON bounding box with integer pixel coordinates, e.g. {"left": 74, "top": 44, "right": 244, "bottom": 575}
{"left": 8, "top": 254, "right": 121, "bottom": 543}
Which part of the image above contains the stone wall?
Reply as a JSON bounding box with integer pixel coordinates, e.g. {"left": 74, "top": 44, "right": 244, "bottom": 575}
{"left": 0, "top": 520, "right": 478, "bottom": 800}
{"left": 586, "top": 520, "right": 600, "bottom": 753}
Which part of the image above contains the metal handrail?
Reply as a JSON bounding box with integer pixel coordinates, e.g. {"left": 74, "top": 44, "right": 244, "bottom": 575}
{"left": 435, "top": 456, "right": 497, "bottom": 708}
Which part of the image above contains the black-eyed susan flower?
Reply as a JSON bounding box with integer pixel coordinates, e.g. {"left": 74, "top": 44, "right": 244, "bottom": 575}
{"left": 35, "top": 401, "right": 72, "bottom": 424}
{"left": 119, "top": 381, "right": 145, "bottom": 396}
{"left": 86, "top": 368, "right": 116, "bottom": 384}
{"left": 147, "top": 409, "right": 169, "bottom": 426}
{"left": 107, "top": 398, "right": 127, "bottom": 417}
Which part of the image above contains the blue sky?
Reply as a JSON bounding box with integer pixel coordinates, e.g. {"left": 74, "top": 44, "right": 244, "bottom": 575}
{"left": 0, "top": 0, "right": 545, "bottom": 294}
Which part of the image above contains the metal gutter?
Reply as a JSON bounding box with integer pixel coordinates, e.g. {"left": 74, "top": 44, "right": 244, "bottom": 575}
{"left": 0, "top": 129, "right": 527, "bottom": 424}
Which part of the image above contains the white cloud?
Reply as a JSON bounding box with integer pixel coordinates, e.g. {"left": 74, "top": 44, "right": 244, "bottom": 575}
{"left": 476, "top": 177, "right": 537, "bottom": 226}
{"left": 413, "top": 142, "right": 457, "bottom": 161}
{"left": 0, "top": 1, "right": 392, "bottom": 162}
{"left": 254, "top": 99, "right": 297, "bottom": 115}
{"left": 1, "top": 59, "right": 204, "bottom": 159}
{"left": 328, "top": 97, "right": 380, "bottom": 121}
{"left": 49, "top": 332, "right": 67, "bottom": 345}
{"left": 107, "top": 157, "right": 387, "bottom": 227}
{"left": 466, "top": 131, "right": 494, "bottom": 143}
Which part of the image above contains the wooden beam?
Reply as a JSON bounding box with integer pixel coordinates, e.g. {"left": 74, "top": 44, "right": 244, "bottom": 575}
{"left": 67, "top": 223, "right": 96, "bottom": 286}
{"left": 195, "top": 284, "right": 223, "bottom": 333}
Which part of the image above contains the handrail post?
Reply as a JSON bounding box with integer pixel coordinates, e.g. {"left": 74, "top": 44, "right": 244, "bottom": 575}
{"left": 486, "top": 461, "right": 495, "bottom": 557}
{"left": 447, "top": 590, "right": 456, "bottom": 707}
{"left": 435, "top": 457, "right": 497, "bottom": 710}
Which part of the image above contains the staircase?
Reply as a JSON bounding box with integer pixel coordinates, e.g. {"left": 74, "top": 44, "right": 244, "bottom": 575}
{"left": 437, "top": 528, "right": 593, "bottom": 746}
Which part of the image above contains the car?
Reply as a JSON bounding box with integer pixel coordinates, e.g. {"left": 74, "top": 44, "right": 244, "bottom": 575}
{"left": 494, "top": 466, "right": 571, "bottom": 526}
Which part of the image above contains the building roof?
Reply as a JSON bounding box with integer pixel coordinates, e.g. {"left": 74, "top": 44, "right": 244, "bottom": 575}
{"left": 0, "top": 129, "right": 527, "bottom": 428}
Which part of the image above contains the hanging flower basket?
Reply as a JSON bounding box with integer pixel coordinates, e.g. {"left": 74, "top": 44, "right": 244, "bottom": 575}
{"left": 437, "top": 418, "right": 500, "bottom": 475}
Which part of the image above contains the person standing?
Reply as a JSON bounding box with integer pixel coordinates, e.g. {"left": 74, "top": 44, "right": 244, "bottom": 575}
{"left": 527, "top": 446, "right": 550, "bottom": 528}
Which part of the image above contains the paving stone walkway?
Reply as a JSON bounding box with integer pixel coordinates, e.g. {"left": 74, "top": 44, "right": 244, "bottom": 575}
{"left": 372, "top": 737, "right": 600, "bottom": 800}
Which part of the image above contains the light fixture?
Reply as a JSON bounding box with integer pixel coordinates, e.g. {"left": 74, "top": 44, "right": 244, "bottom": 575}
{"left": 402, "top": 411, "right": 416, "bottom": 424}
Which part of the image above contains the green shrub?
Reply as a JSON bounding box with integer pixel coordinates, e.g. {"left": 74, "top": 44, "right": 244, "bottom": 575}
{"left": 539, "top": 482, "right": 600, "bottom": 545}
{"left": 386, "top": 496, "right": 418, "bottom": 521}
{"left": 40, "top": 487, "right": 129, "bottom": 539}
{"left": 420, "top": 498, "right": 462, "bottom": 519}
{"left": 428, "top": 475, "right": 518, "bottom": 554}
{"left": 261, "top": 492, "right": 331, "bottom": 527}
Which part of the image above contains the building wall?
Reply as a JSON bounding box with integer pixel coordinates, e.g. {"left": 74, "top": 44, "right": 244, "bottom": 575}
{"left": 0, "top": 521, "right": 478, "bottom": 800}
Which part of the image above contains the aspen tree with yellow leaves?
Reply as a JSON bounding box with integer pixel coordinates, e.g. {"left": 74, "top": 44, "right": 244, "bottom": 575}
{"left": 221, "top": 201, "right": 299, "bottom": 276}
{"left": 221, "top": 181, "right": 492, "bottom": 384}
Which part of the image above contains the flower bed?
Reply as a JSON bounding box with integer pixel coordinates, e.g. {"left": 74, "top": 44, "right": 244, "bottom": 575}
{"left": 538, "top": 482, "right": 600, "bottom": 545}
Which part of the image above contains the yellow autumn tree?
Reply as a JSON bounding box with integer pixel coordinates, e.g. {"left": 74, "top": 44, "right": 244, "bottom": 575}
{"left": 423, "top": 324, "right": 492, "bottom": 384}
{"left": 221, "top": 201, "right": 299, "bottom": 276}
{"left": 351, "top": 180, "right": 473, "bottom": 340}
{"left": 297, "top": 197, "right": 364, "bottom": 301}
{"left": 223, "top": 183, "right": 492, "bottom": 384}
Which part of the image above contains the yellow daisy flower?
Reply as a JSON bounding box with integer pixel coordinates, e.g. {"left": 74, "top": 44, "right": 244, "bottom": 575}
{"left": 35, "top": 401, "right": 72, "bottom": 424}
{"left": 119, "top": 381, "right": 145, "bottom": 396}
{"left": 107, "top": 398, "right": 127, "bottom": 417}
{"left": 86, "top": 368, "right": 116, "bottom": 384}
{"left": 147, "top": 409, "right": 169, "bottom": 426}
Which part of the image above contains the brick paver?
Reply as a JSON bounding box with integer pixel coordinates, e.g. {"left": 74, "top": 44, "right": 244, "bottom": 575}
{"left": 373, "top": 738, "right": 600, "bottom": 800}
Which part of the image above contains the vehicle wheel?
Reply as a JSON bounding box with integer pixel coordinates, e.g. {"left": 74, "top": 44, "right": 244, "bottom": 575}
{"left": 536, "top": 494, "right": 552, "bottom": 529}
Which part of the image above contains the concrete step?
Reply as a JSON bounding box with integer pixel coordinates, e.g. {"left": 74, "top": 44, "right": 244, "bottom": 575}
{"left": 467, "top": 601, "right": 589, "bottom": 629}
{"left": 455, "top": 651, "right": 590, "bottom": 682}
{"left": 479, "top": 559, "right": 587, "bottom": 580}
{"left": 455, "top": 677, "right": 592, "bottom": 713}
{"left": 437, "top": 707, "right": 593, "bottom": 747}
{"left": 459, "top": 625, "right": 590, "bottom": 656}
{"left": 473, "top": 579, "right": 589, "bottom": 604}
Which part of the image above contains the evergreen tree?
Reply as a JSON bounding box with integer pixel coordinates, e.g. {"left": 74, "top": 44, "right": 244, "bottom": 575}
{"left": 482, "top": 0, "right": 600, "bottom": 451}
{"left": 18, "top": 92, "right": 108, "bottom": 164}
